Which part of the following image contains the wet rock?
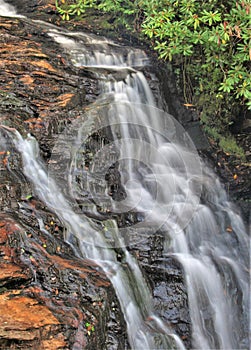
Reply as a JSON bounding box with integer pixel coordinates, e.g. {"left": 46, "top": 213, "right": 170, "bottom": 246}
{"left": 0, "top": 16, "right": 129, "bottom": 349}
{"left": 0, "top": 17, "right": 99, "bottom": 149}
{"left": 129, "top": 234, "right": 192, "bottom": 348}
{"left": 2, "top": 0, "right": 57, "bottom": 20}
{"left": 0, "top": 290, "right": 63, "bottom": 344}
{"left": 0, "top": 5, "right": 194, "bottom": 347}
{"left": 0, "top": 214, "right": 128, "bottom": 349}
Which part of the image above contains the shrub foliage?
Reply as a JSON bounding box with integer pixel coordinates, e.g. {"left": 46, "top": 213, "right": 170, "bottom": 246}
{"left": 55, "top": 0, "right": 250, "bottom": 157}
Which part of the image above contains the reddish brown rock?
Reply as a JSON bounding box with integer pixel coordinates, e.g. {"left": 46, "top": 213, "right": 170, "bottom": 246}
{"left": 0, "top": 20, "right": 112, "bottom": 350}
{"left": 0, "top": 15, "right": 98, "bottom": 150}
{"left": 0, "top": 290, "right": 61, "bottom": 340}
{"left": 0, "top": 212, "right": 127, "bottom": 349}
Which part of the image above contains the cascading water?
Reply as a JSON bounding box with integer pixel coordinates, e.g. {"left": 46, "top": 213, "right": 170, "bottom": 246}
{"left": 0, "top": 0, "right": 23, "bottom": 17}
{"left": 46, "top": 28, "right": 250, "bottom": 350}
{"left": 0, "top": 1, "right": 250, "bottom": 349}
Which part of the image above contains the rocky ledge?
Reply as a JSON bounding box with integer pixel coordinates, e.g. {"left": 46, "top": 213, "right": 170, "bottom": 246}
{"left": 0, "top": 215, "right": 127, "bottom": 350}
{"left": 0, "top": 12, "right": 191, "bottom": 349}
{"left": 0, "top": 16, "right": 129, "bottom": 349}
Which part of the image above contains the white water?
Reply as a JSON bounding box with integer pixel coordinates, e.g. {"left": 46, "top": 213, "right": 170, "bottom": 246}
{"left": 1, "top": 2, "right": 250, "bottom": 349}
{"left": 51, "top": 30, "right": 249, "bottom": 350}
{"left": 0, "top": 0, "right": 23, "bottom": 17}
{"left": 10, "top": 123, "right": 185, "bottom": 350}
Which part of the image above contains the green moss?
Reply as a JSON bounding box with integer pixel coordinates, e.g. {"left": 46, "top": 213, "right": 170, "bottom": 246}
{"left": 219, "top": 136, "right": 246, "bottom": 160}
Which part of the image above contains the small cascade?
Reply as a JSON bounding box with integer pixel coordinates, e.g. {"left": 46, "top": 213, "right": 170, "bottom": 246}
{"left": 0, "top": 1, "right": 249, "bottom": 349}
{"left": 0, "top": 0, "right": 23, "bottom": 17}
{"left": 6, "top": 128, "right": 184, "bottom": 350}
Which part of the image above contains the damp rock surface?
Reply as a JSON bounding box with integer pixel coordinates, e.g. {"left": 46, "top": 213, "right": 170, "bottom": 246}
{"left": 0, "top": 213, "right": 128, "bottom": 349}
{"left": 3, "top": 0, "right": 250, "bottom": 221}
{"left": 0, "top": 12, "right": 191, "bottom": 348}
{"left": 0, "top": 15, "right": 128, "bottom": 350}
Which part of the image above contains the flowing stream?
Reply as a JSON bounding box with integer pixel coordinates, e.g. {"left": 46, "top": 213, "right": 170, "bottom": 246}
{"left": 0, "top": 2, "right": 250, "bottom": 349}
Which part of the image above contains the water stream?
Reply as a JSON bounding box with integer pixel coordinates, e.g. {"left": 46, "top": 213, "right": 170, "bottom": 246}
{"left": 0, "top": 2, "right": 250, "bottom": 349}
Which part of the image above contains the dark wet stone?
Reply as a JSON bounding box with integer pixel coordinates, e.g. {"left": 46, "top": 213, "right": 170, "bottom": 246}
{"left": 0, "top": 15, "right": 129, "bottom": 349}
{"left": 128, "top": 229, "right": 192, "bottom": 348}
{"left": 0, "top": 213, "right": 129, "bottom": 349}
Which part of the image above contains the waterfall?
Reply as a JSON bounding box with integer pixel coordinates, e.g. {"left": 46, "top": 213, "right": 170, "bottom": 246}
{"left": 47, "top": 28, "right": 249, "bottom": 350}
{"left": 0, "top": 1, "right": 250, "bottom": 349}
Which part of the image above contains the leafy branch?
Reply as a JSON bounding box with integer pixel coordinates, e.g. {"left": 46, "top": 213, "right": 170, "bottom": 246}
{"left": 55, "top": 0, "right": 95, "bottom": 20}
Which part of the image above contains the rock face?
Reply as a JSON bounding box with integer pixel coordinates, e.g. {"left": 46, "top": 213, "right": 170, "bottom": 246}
{"left": 0, "top": 15, "right": 128, "bottom": 349}
{"left": 0, "top": 215, "right": 128, "bottom": 349}
{"left": 5, "top": 0, "right": 250, "bottom": 213}
{"left": 0, "top": 9, "right": 193, "bottom": 348}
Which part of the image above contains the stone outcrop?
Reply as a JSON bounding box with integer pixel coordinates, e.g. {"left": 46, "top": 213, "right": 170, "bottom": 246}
{"left": 0, "top": 214, "right": 128, "bottom": 349}
{"left": 0, "top": 16, "right": 128, "bottom": 349}
{"left": 0, "top": 11, "right": 192, "bottom": 348}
